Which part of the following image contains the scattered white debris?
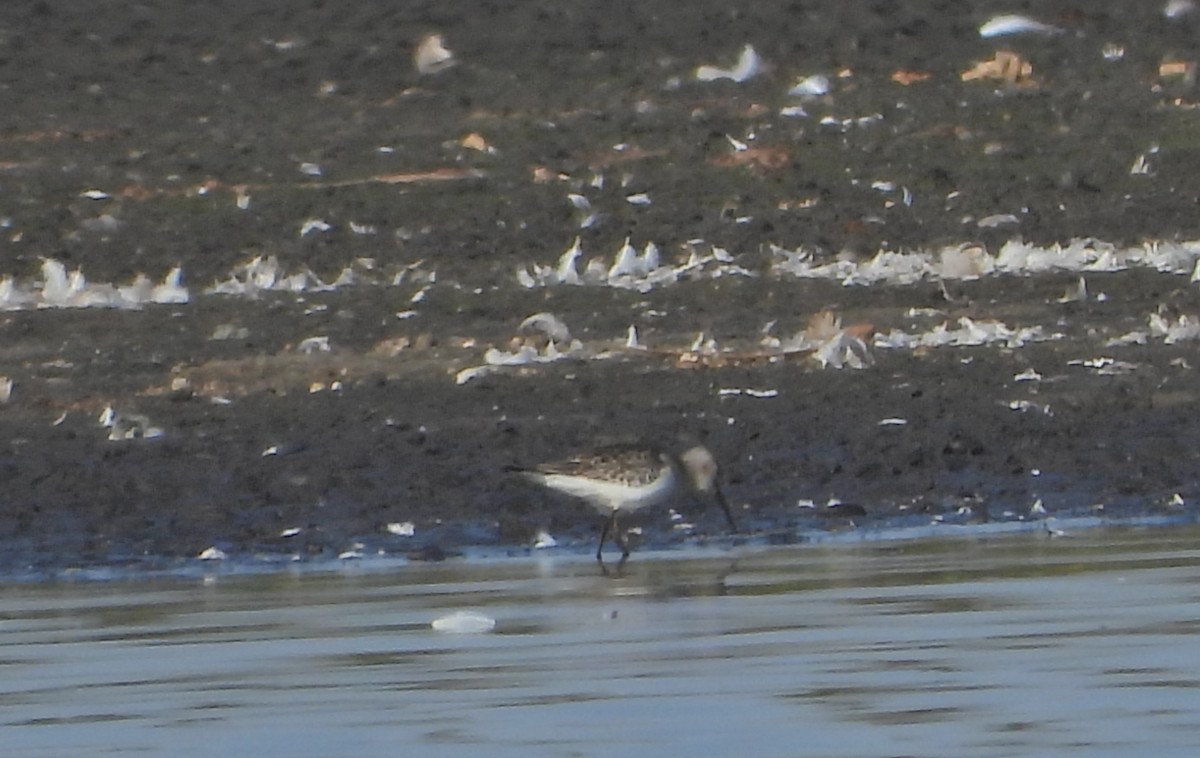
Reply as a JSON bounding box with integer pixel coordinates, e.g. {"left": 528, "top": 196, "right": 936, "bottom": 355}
{"left": 386, "top": 521, "right": 416, "bottom": 537}
{"left": 976, "top": 213, "right": 1020, "bottom": 229}
{"left": 211, "top": 323, "right": 250, "bottom": 341}
{"left": 625, "top": 325, "right": 640, "bottom": 349}
{"left": 625, "top": 192, "right": 652, "bottom": 206}
{"left": 99, "top": 406, "right": 163, "bottom": 441}
{"left": 520, "top": 238, "right": 751, "bottom": 292}
{"left": 431, "top": 610, "right": 496, "bottom": 634}
{"left": 1057, "top": 277, "right": 1088, "bottom": 303}
{"left": 1067, "top": 356, "right": 1139, "bottom": 375}
{"left": 1029, "top": 498, "right": 1048, "bottom": 516}
{"left": 453, "top": 366, "right": 493, "bottom": 385}
{"left": 1013, "top": 368, "right": 1043, "bottom": 382}
{"left": 1130, "top": 150, "right": 1156, "bottom": 176}
{"left": 0, "top": 260, "right": 188, "bottom": 311}
{"left": 789, "top": 74, "right": 830, "bottom": 97}
{"left": 1149, "top": 311, "right": 1200, "bottom": 343}
{"left": 280, "top": 527, "right": 303, "bottom": 538}
{"left": 877, "top": 418, "right": 907, "bottom": 426}
{"left": 205, "top": 255, "right": 430, "bottom": 296}
{"left": 455, "top": 325, "right": 586, "bottom": 385}
{"left": 1165, "top": 0, "right": 1196, "bottom": 19}
{"left": 1104, "top": 330, "right": 1148, "bottom": 347}
{"left": 299, "top": 218, "right": 332, "bottom": 236}
{"left": 414, "top": 32, "right": 456, "bottom": 75}
{"left": 297, "top": 335, "right": 331, "bottom": 354}
{"left": 718, "top": 388, "right": 780, "bottom": 398}
{"left": 298, "top": 163, "right": 322, "bottom": 177}
{"left": 695, "top": 44, "right": 761, "bottom": 83}
{"left": 876, "top": 317, "right": 1059, "bottom": 350}
{"left": 338, "top": 546, "right": 365, "bottom": 560}
{"left": 1008, "top": 399, "right": 1053, "bottom": 415}
{"left": 532, "top": 529, "right": 557, "bottom": 549}
{"left": 519, "top": 312, "right": 572, "bottom": 343}
{"left": 814, "top": 331, "right": 874, "bottom": 368}
{"left": 198, "top": 546, "right": 227, "bottom": 561}
{"left": 979, "top": 14, "right": 1063, "bottom": 38}
{"left": 81, "top": 189, "right": 110, "bottom": 200}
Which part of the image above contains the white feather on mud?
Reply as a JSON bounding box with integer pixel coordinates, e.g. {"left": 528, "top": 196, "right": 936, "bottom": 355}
{"left": 978, "top": 14, "right": 1064, "bottom": 38}
{"left": 414, "top": 33, "right": 456, "bottom": 75}
{"left": 695, "top": 44, "right": 761, "bottom": 83}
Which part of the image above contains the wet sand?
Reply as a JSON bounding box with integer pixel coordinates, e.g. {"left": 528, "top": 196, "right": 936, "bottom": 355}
{"left": 2, "top": 1, "right": 1200, "bottom": 571}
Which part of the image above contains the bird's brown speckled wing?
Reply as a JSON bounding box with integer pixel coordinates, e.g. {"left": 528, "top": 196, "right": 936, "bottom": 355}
{"left": 535, "top": 446, "right": 667, "bottom": 487}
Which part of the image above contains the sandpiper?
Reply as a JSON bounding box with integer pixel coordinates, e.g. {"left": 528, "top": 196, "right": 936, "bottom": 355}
{"left": 513, "top": 443, "right": 738, "bottom": 560}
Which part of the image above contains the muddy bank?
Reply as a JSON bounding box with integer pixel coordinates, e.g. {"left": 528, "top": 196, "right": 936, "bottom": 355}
{"left": 2, "top": 1, "right": 1200, "bottom": 573}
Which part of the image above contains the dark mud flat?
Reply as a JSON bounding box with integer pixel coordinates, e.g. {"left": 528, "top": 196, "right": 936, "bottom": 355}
{"left": 3, "top": 1, "right": 1200, "bottom": 573}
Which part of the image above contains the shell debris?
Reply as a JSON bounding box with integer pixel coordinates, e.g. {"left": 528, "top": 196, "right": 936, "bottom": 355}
{"left": 695, "top": 44, "right": 761, "bottom": 83}
{"left": 414, "top": 33, "right": 456, "bottom": 75}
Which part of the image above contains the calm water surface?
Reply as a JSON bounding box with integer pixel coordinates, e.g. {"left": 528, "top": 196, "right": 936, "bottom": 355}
{"left": 4, "top": 525, "right": 1200, "bottom": 757}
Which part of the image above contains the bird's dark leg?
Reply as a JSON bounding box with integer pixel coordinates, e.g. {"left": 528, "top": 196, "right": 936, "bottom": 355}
{"left": 597, "top": 511, "right": 617, "bottom": 561}
{"left": 613, "top": 514, "right": 630, "bottom": 559}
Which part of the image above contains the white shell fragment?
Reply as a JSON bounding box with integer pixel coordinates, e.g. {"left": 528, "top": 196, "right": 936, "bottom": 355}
{"left": 297, "top": 336, "right": 331, "bottom": 354}
{"left": 718, "top": 388, "right": 780, "bottom": 399}
{"left": 979, "top": 14, "right": 1063, "bottom": 38}
{"left": 414, "top": 33, "right": 456, "bottom": 75}
{"left": 197, "top": 546, "right": 227, "bottom": 561}
{"left": 789, "top": 74, "right": 830, "bottom": 97}
{"left": 1165, "top": 0, "right": 1196, "bottom": 19}
{"left": 386, "top": 521, "right": 416, "bottom": 537}
{"left": 299, "top": 218, "right": 332, "bottom": 236}
{"left": 519, "top": 312, "right": 572, "bottom": 344}
{"left": 99, "top": 406, "right": 164, "bottom": 441}
{"left": 695, "top": 44, "right": 761, "bottom": 83}
{"left": 431, "top": 610, "right": 496, "bottom": 634}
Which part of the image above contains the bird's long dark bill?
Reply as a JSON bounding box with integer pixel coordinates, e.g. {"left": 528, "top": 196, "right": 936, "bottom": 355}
{"left": 714, "top": 485, "right": 737, "bottom": 533}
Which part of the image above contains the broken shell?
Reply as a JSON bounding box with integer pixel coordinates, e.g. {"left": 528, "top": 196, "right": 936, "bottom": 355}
{"left": 414, "top": 33, "right": 456, "bottom": 75}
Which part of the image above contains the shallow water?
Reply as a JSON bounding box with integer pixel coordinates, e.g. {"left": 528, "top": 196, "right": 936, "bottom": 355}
{"left": 4, "top": 525, "right": 1200, "bottom": 757}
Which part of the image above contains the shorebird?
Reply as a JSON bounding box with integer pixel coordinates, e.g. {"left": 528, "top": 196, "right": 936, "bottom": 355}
{"left": 513, "top": 443, "right": 738, "bottom": 560}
